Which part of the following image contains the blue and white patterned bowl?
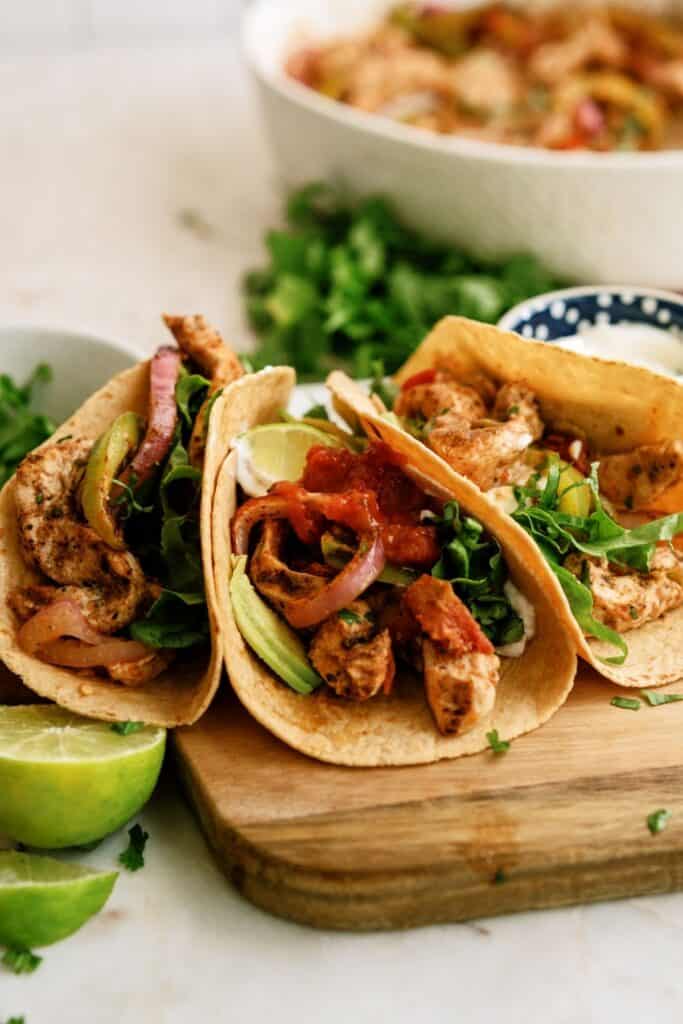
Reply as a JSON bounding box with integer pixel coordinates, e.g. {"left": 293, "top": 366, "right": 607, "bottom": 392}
{"left": 498, "top": 285, "right": 683, "bottom": 344}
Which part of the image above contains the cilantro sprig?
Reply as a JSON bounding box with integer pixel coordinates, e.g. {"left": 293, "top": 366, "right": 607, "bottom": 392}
{"left": 119, "top": 824, "right": 149, "bottom": 872}
{"left": 2, "top": 948, "right": 42, "bottom": 974}
{"left": 431, "top": 501, "right": 524, "bottom": 648}
{"left": 244, "top": 183, "right": 560, "bottom": 379}
{"left": 512, "top": 461, "right": 683, "bottom": 664}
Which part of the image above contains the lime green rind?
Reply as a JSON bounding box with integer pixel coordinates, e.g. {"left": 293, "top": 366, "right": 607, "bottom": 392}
{"left": 230, "top": 556, "right": 322, "bottom": 695}
{"left": 0, "top": 851, "right": 117, "bottom": 948}
{"left": 0, "top": 706, "right": 165, "bottom": 848}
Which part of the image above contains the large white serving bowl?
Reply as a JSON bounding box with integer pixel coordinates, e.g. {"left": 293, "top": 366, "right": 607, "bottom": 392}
{"left": 0, "top": 325, "right": 138, "bottom": 425}
{"left": 243, "top": 0, "right": 683, "bottom": 288}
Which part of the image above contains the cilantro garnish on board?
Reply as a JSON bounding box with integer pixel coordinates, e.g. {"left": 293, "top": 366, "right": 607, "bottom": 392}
{"left": 431, "top": 501, "right": 524, "bottom": 648}
{"left": 647, "top": 809, "right": 672, "bottom": 835}
{"left": 2, "top": 948, "right": 42, "bottom": 974}
{"left": 511, "top": 460, "right": 683, "bottom": 664}
{"left": 486, "top": 730, "right": 510, "bottom": 754}
{"left": 119, "top": 824, "right": 149, "bottom": 872}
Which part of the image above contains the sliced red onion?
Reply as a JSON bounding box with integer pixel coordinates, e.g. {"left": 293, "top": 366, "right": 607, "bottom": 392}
{"left": 118, "top": 345, "right": 180, "bottom": 490}
{"left": 232, "top": 495, "right": 293, "bottom": 555}
{"left": 17, "top": 600, "right": 150, "bottom": 667}
{"left": 285, "top": 528, "right": 385, "bottom": 629}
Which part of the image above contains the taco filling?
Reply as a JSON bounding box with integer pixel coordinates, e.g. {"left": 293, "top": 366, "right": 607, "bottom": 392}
{"left": 230, "top": 439, "right": 535, "bottom": 737}
{"left": 6, "top": 314, "right": 242, "bottom": 687}
{"left": 379, "top": 365, "right": 683, "bottom": 664}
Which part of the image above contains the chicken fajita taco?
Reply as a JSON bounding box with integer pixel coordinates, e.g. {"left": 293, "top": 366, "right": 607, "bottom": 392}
{"left": 0, "top": 314, "right": 242, "bottom": 725}
{"left": 209, "top": 367, "right": 576, "bottom": 766}
{"left": 327, "top": 316, "right": 683, "bottom": 688}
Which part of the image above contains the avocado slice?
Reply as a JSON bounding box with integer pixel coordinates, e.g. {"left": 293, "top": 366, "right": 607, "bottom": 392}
{"left": 229, "top": 556, "right": 322, "bottom": 695}
{"left": 320, "top": 532, "right": 417, "bottom": 587}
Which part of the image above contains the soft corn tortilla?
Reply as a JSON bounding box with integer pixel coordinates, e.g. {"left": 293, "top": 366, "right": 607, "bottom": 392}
{"left": 210, "top": 367, "right": 577, "bottom": 767}
{"left": 0, "top": 360, "right": 224, "bottom": 726}
{"left": 327, "top": 315, "right": 683, "bottom": 689}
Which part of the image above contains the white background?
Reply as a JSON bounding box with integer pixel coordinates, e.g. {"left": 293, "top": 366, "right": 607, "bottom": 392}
{"left": 1, "top": 8, "right": 683, "bottom": 1024}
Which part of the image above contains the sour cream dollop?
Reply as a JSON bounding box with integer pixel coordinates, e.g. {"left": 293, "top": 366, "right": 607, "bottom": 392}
{"left": 555, "top": 323, "right": 683, "bottom": 378}
{"left": 496, "top": 581, "right": 536, "bottom": 659}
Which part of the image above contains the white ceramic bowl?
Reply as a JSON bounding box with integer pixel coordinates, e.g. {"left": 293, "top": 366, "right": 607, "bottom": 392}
{"left": 243, "top": 0, "right": 683, "bottom": 288}
{"left": 0, "top": 325, "right": 137, "bottom": 425}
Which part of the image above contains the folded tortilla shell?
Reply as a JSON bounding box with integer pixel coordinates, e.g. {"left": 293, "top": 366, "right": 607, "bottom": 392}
{"left": 0, "top": 360, "right": 224, "bottom": 726}
{"left": 327, "top": 316, "right": 683, "bottom": 688}
{"left": 210, "top": 367, "right": 577, "bottom": 767}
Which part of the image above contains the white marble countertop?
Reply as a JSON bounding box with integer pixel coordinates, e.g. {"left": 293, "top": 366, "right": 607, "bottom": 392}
{"left": 2, "top": 37, "right": 683, "bottom": 1024}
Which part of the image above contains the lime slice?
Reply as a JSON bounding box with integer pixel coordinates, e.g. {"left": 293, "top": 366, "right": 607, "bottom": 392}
{"left": 232, "top": 422, "right": 342, "bottom": 497}
{"left": 0, "top": 850, "right": 117, "bottom": 948}
{"left": 0, "top": 706, "right": 165, "bottom": 849}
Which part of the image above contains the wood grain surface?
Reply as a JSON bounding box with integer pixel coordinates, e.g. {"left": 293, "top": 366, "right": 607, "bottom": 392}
{"left": 174, "top": 666, "right": 683, "bottom": 931}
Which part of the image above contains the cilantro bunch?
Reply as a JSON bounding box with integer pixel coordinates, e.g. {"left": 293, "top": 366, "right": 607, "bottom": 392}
{"left": 244, "top": 183, "right": 561, "bottom": 379}
{"left": 512, "top": 461, "right": 683, "bottom": 663}
{"left": 431, "top": 501, "right": 524, "bottom": 647}
{"left": 0, "top": 364, "right": 54, "bottom": 486}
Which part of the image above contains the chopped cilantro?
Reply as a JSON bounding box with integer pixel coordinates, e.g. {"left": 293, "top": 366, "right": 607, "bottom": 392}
{"left": 243, "top": 183, "right": 560, "bottom": 379}
{"left": 486, "top": 729, "right": 510, "bottom": 754}
{"left": 611, "top": 696, "right": 641, "bottom": 711}
{"left": 493, "top": 869, "right": 507, "bottom": 884}
{"left": 641, "top": 690, "right": 683, "bottom": 707}
{"left": 119, "top": 823, "right": 149, "bottom": 872}
{"left": 111, "top": 721, "right": 145, "bottom": 735}
{"left": 2, "top": 948, "right": 42, "bottom": 974}
{"left": 7, "top": 1017, "right": 26, "bottom": 1023}
{"left": 647, "top": 809, "right": 671, "bottom": 835}
{"left": 628, "top": 605, "right": 639, "bottom": 620}
{"left": 507, "top": 404, "right": 520, "bottom": 417}
{"left": 338, "top": 609, "right": 362, "bottom": 626}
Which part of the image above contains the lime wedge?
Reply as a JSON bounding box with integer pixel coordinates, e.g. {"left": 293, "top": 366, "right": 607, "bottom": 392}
{"left": 0, "top": 706, "right": 165, "bottom": 849}
{"left": 232, "top": 422, "right": 342, "bottom": 497}
{"left": 0, "top": 850, "right": 117, "bottom": 948}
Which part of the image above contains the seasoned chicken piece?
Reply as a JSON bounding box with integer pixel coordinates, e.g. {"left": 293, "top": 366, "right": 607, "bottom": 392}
{"left": 598, "top": 442, "right": 683, "bottom": 510}
{"left": 423, "top": 641, "right": 498, "bottom": 736}
{"left": 13, "top": 440, "right": 148, "bottom": 634}
{"left": 394, "top": 373, "right": 487, "bottom": 424}
{"left": 529, "top": 16, "right": 627, "bottom": 84}
{"left": 342, "top": 41, "right": 453, "bottom": 113}
{"left": 163, "top": 314, "right": 243, "bottom": 465}
{"left": 640, "top": 59, "right": 683, "bottom": 101}
{"left": 309, "top": 600, "right": 395, "bottom": 701}
{"left": 427, "top": 415, "right": 538, "bottom": 490}
{"left": 565, "top": 552, "right": 683, "bottom": 633}
{"left": 249, "top": 520, "right": 329, "bottom": 620}
{"left": 451, "top": 49, "right": 522, "bottom": 114}
{"left": 108, "top": 649, "right": 176, "bottom": 686}
{"left": 492, "top": 383, "right": 544, "bottom": 439}
{"left": 403, "top": 575, "right": 499, "bottom": 735}
{"left": 425, "top": 381, "right": 543, "bottom": 490}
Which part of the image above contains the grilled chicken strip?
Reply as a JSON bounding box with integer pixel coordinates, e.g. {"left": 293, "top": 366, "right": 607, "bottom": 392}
{"left": 394, "top": 372, "right": 487, "bottom": 424}
{"left": 11, "top": 439, "right": 149, "bottom": 634}
{"left": 163, "top": 313, "right": 243, "bottom": 465}
{"left": 107, "top": 649, "right": 176, "bottom": 686}
{"left": 425, "top": 382, "right": 543, "bottom": 491}
{"left": 403, "top": 575, "right": 499, "bottom": 735}
{"left": 309, "top": 600, "right": 395, "bottom": 701}
{"left": 598, "top": 442, "right": 683, "bottom": 510}
{"left": 249, "top": 520, "right": 329, "bottom": 619}
{"left": 565, "top": 550, "right": 683, "bottom": 633}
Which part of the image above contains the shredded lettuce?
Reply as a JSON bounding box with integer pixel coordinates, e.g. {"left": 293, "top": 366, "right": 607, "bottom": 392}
{"left": 431, "top": 501, "right": 524, "bottom": 647}
{"left": 512, "top": 460, "right": 683, "bottom": 663}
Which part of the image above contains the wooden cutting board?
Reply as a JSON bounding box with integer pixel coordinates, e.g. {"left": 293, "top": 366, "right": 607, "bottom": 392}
{"left": 175, "top": 666, "right": 683, "bottom": 931}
